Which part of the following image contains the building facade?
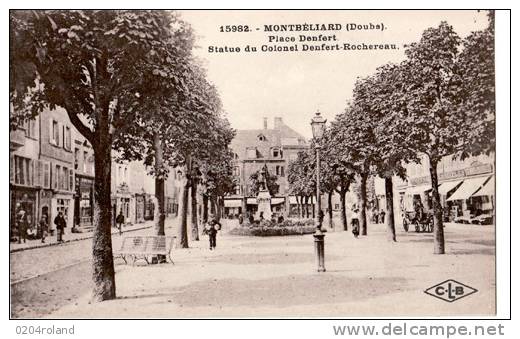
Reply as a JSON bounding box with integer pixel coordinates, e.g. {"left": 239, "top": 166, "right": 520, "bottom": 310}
{"left": 226, "top": 117, "right": 308, "bottom": 217}
{"left": 393, "top": 153, "right": 495, "bottom": 224}
{"left": 10, "top": 106, "right": 159, "bottom": 243}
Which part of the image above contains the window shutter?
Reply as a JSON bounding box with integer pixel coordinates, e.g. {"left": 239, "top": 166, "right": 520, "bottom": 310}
{"left": 49, "top": 120, "right": 53, "bottom": 144}
{"left": 54, "top": 165, "right": 59, "bottom": 190}
{"left": 43, "top": 162, "right": 50, "bottom": 189}
{"left": 69, "top": 169, "right": 74, "bottom": 192}
{"left": 10, "top": 154, "right": 14, "bottom": 184}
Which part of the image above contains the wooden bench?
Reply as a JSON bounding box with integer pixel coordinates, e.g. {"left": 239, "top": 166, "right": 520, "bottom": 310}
{"left": 114, "top": 236, "right": 176, "bottom": 265}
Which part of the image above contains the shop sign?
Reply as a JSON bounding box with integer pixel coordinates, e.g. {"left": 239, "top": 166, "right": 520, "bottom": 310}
{"left": 464, "top": 163, "right": 492, "bottom": 176}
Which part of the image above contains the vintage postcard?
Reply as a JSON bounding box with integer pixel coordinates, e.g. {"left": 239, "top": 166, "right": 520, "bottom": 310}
{"left": 9, "top": 9, "right": 502, "bottom": 321}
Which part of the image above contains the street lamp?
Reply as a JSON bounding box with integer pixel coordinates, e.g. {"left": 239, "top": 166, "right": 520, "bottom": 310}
{"left": 311, "top": 110, "right": 327, "bottom": 273}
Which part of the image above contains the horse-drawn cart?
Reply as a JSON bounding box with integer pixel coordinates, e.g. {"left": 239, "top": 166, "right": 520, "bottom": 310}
{"left": 403, "top": 210, "right": 433, "bottom": 233}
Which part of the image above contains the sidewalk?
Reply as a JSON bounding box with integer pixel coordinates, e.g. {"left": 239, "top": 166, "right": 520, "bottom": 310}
{"left": 9, "top": 221, "right": 155, "bottom": 253}
{"left": 49, "top": 222, "right": 495, "bottom": 318}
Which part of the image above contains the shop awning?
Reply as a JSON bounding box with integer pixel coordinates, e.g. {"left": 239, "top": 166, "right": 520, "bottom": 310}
{"left": 271, "top": 197, "right": 285, "bottom": 205}
{"left": 447, "top": 176, "right": 490, "bottom": 201}
{"left": 438, "top": 180, "right": 463, "bottom": 195}
{"left": 472, "top": 176, "right": 494, "bottom": 197}
{"left": 224, "top": 199, "right": 242, "bottom": 208}
{"left": 246, "top": 198, "right": 257, "bottom": 205}
{"left": 405, "top": 184, "right": 432, "bottom": 195}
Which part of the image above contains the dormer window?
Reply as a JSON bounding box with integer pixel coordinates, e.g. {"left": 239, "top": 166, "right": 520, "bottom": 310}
{"left": 272, "top": 147, "right": 282, "bottom": 158}
{"left": 257, "top": 134, "right": 266, "bottom": 142}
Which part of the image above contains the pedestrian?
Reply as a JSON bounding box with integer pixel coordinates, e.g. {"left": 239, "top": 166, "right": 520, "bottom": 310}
{"left": 206, "top": 215, "right": 220, "bottom": 250}
{"left": 116, "top": 210, "right": 125, "bottom": 236}
{"left": 54, "top": 211, "right": 66, "bottom": 243}
{"left": 351, "top": 205, "right": 360, "bottom": 238}
{"left": 380, "top": 209, "right": 386, "bottom": 224}
{"left": 238, "top": 213, "right": 244, "bottom": 225}
{"left": 17, "top": 209, "right": 28, "bottom": 244}
{"left": 39, "top": 214, "right": 48, "bottom": 243}
{"left": 248, "top": 213, "right": 254, "bottom": 224}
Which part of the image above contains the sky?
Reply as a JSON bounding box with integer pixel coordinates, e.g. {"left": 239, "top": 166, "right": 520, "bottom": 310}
{"left": 180, "top": 10, "right": 489, "bottom": 139}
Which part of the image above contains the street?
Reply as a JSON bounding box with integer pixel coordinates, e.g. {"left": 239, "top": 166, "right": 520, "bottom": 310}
{"left": 11, "top": 220, "right": 495, "bottom": 318}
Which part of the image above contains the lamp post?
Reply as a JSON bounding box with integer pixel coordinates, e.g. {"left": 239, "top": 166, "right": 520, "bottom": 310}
{"left": 311, "top": 110, "right": 327, "bottom": 273}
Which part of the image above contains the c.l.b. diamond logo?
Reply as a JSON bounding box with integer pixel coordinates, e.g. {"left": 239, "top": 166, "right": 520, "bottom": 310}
{"left": 424, "top": 279, "right": 477, "bottom": 302}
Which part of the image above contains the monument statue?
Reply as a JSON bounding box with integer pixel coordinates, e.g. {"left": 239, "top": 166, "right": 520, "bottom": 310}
{"left": 255, "top": 164, "right": 272, "bottom": 220}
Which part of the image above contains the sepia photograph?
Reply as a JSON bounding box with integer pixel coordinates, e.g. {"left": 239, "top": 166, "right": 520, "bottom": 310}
{"left": 8, "top": 9, "right": 503, "bottom": 321}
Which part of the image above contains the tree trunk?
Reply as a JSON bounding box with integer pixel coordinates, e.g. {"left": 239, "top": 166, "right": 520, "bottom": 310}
{"left": 359, "top": 173, "right": 368, "bottom": 236}
{"left": 429, "top": 157, "right": 445, "bottom": 254}
{"left": 153, "top": 133, "right": 165, "bottom": 236}
{"left": 215, "top": 197, "right": 222, "bottom": 222}
{"left": 296, "top": 196, "right": 301, "bottom": 218}
{"left": 190, "top": 179, "right": 199, "bottom": 241}
{"left": 178, "top": 179, "right": 189, "bottom": 248}
{"left": 311, "top": 195, "right": 315, "bottom": 218}
{"left": 339, "top": 189, "right": 348, "bottom": 231}
{"left": 385, "top": 176, "right": 396, "bottom": 242}
{"left": 327, "top": 190, "right": 333, "bottom": 229}
{"left": 202, "top": 194, "right": 209, "bottom": 224}
{"left": 91, "top": 141, "right": 116, "bottom": 301}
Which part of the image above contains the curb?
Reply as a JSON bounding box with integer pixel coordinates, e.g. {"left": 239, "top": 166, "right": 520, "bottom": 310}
{"left": 9, "top": 225, "right": 154, "bottom": 253}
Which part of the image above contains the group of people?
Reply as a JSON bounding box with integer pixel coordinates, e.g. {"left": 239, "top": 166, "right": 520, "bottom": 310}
{"left": 14, "top": 208, "right": 67, "bottom": 244}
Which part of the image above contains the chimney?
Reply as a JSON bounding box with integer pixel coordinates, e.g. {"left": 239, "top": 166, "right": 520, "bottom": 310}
{"left": 274, "top": 117, "right": 283, "bottom": 130}
{"left": 263, "top": 117, "right": 268, "bottom": 129}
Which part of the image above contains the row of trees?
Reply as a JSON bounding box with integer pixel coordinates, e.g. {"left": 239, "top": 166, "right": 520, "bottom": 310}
{"left": 10, "top": 11, "right": 235, "bottom": 301}
{"left": 288, "top": 15, "right": 495, "bottom": 253}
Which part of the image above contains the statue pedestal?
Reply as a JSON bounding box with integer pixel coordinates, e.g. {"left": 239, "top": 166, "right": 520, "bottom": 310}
{"left": 255, "top": 189, "right": 272, "bottom": 220}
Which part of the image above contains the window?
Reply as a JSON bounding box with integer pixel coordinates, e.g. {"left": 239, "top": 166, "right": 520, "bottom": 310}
{"left": 124, "top": 167, "right": 128, "bottom": 183}
{"left": 83, "top": 151, "right": 88, "bottom": 173}
{"left": 42, "top": 162, "right": 50, "bottom": 189}
{"left": 234, "top": 185, "right": 241, "bottom": 195}
{"left": 74, "top": 148, "right": 80, "bottom": 170}
{"left": 25, "top": 119, "right": 37, "bottom": 138}
{"left": 63, "top": 126, "right": 71, "bottom": 150}
{"left": 273, "top": 149, "right": 279, "bottom": 158}
{"left": 62, "top": 167, "right": 68, "bottom": 190}
{"left": 14, "top": 156, "right": 33, "bottom": 186}
{"left": 34, "top": 161, "right": 41, "bottom": 187}
{"left": 51, "top": 120, "right": 59, "bottom": 145}
{"left": 69, "top": 169, "right": 74, "bottom": 191}
{"left": 233, "top": 166, "right": 240, "bottom": 177}
{"left": 275, "top": 165, "right": 284, "bottom": 177}
{"left": 54, "top": 165, "right": 61, "bottom": 190}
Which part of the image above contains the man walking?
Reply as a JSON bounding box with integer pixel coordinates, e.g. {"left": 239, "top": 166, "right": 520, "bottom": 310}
{"left": 54, "top": 211, "right": 66, "bottom": 243}
{"left": 17, "top": 209, "right": 28, "bottom": 244}
{"left": 116, "top": 210, "right": 125, "bottom": 236}
{"left": 39, "top": 213, "right": 48, "bottom": 243}
{"left": 206, "top": 215, "right": 221, "bottom": 250}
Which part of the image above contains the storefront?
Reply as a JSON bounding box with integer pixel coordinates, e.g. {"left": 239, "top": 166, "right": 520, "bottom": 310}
{"left": 52, "top": 193, "right": 74, "bottom": 229}
{"left": 10, "top": 187, "right": 38, "bottom": 240}
{"left": 135, "top": 194, "right": 145, "bottom": 223}
{"left": 446, "top": 175, "right": 493, "bottom": 222}
{"left": 144, "top": 195, "right": 155, "bottom": 221}
{"left": 74, "top": 176, "right": 94, "bottom": 227}
{"left": 224, "top": 199, "right": 242, "bottom": 217}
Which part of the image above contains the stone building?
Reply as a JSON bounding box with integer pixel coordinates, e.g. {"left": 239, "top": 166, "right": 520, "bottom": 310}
{"left": 225, "top": 117, "right": 308, "bottom": 217}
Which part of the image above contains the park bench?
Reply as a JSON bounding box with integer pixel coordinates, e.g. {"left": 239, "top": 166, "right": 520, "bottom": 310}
{"left": 114, "top": 236, "right": 176, "bottom": 265}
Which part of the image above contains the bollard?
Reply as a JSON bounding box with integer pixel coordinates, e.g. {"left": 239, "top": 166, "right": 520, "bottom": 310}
{"left": 314, "top": 228, "right": 326, "bottom": 272}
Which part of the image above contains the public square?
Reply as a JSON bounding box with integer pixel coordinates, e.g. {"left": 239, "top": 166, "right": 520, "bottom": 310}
{"left": 11, "top": 219, "right": 495, "bottom": 318}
